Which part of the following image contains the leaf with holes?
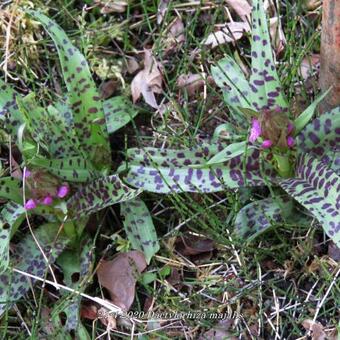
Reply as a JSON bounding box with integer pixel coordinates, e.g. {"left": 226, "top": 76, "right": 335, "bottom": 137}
{"left": 27, "top": 11, "right": 110, "bottom": 169}
{"left": 0, "top": 177, "right": 22, "bottom": 204}
{"left": 104, "top": 96, "right": 139, "bottom": 134}
{"left": 279, "top": 154, "right": 340, "bottom": 247}
{"left": 235, "top": 196, "right": 293, "bottom": 241}
{"left": 121, "top": 146, "right": 277, "bottom": 193}
{"left": 0, "top": 79, "right": 24, "bottom": 135}
{"left": 248, "top": 0, "right": 288, "bottom": 111}
{"left": 66, "top": 175, "right": 140, "bottom": 218}
{"left": 0, "top": 202, "right": 26, "bottom": 274}
{"left": 296, "top": 106, "right": 340, "bottom": 173}
{"left": 121, "top": 198, "right": 159, "bottom": 264}
{"left": 29, "top": 157, "right": 100, "bottom": 183}
{"left": 0, "top": 222, "right": 69, "bottom": 316}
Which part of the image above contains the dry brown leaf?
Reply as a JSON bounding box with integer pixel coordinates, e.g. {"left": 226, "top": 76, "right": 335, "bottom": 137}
{"left": 328, "top": 241, "right": 340, "bottom": 262}
{"left": 126, "top": 57, "right": 140, "bottom": 74}
{"left": 99, "top": 79, "right": 118, "bottom": 99}
{"left": 304, "top": 0, "right": 322, "bottom": 11}
{"left": 176, "top": 73, "right": 205, "bottom": 96}
{"left": 97, "top": 251, "right": 147, "bottom": 311}
{"left": 94, "top": 0, "right": 128, "bottom": 14}
{"left": 225, "top": 0, "right": 252, "bottom": 21}
{"left": 157, "top": 0, "right": 170, "bottom": 25}
{"left": 302, "top": 320, "right": 327, "bottom": 340}
{"left": 204, "top": 22, "right": 250, "bottom": 48}
{"left": 269, "top": 17, "right": 286, "bottom": 54}
{"left": 131, "top": 50, "right": 163, "bottom": 108}
{"left": 198, "top": 319, "right": 237, "bottom": 340}
{"left": 175, "top": 233, "right": 215, "bottom": 256}
{"left": 300, "top": 54, "right": 320, "bottom": 80}
{"left": 164, "top": 17, "right": 185, "bottom": 53}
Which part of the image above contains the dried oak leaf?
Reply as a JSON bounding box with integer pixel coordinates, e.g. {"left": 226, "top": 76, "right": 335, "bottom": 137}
{"left": 97, "top": 250, "right": 147, "bottom": 311}
{"left": 131, "top": 50, "right": 163, "bottom": 109}
{"left": 302, "top": 320, "right": 326, "bottom": 340}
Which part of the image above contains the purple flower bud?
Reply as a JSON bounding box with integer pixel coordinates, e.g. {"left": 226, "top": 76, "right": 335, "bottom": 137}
{"left": 287, "top": 122, "right": 294, "bottom": 135}
{"left": 25, "top": 199, "right": 37, "bottom": 210}
{"left": 261, "top": 140, "right": 273, "bottom": 148}
{"left": 42, "top": 195, "right": 53, "bottom": 205}
{"left": 57, "top": 185, "right": 69, "bottom": 198}
{"left": 249, "top": 118, "right": 262, "bottom": 143}
{"left": 24, "top": 169, "right": 31, "bottom": 178}
{"left": 287, "top": 136, "right": 295, "bottom": 148}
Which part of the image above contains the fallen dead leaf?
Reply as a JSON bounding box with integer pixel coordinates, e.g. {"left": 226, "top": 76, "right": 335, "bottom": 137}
{"left": 304, "top": 0, "right": 322, "bottom": 11}
{"left": 199, "top": 319, "right": 237, "bottom": 340}
{"left": 80, "top": 304, "right": 98, "bottom": 320}
{"left": 302, "top": 320, "right": 326, "bottom": 340}
{"left": 225, "top": 0, "right": 251, "bottom": 22}
{"left": 97, "top": 250, "right": 147, "bottom": 311}
{"left": 328, "top": 241, "right": 340, "bottom": 262}
{"left": 176, "top": 73, "right": 205, "bottom": 96}
{"left": 126, "top": 57, "right": 140, "bottom": 74}
{"left": 175, "top": 232, "right": 215, "bottom": 256}
{"left": 163, "top": 17, "right": 185, "bottom": 54}
{"left": 131, "top": 49, "right": 163, "bottom": 108}
{"left": 94, "top": 0, "right": 128, "bottom": 14}
{"left": 269, "top": 17, "right": 286, "bottom": 54}
{"left": 204, "top": 22, "right": 250, "bottom": 48}
{"left": 157, "top": 0, "right": 170, "bottom": 25}
{"left": 300, "top": 54, "right": 320, "bottom": 80}
{"left": 99, "top": 79, "right": 118, "bottom": 99}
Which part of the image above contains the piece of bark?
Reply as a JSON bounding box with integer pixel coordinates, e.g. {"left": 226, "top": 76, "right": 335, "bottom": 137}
{"left": 319, "top": 0, "right": 340, "bottom": 113}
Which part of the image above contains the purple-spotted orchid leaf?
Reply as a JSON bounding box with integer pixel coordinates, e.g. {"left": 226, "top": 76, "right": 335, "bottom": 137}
{"left": 66, "top": 175, "right": 141, "bottom": 218}
{"left": 104, "top": 96, "right": 139, "bottom": 134}
{"left": 0, "top": 222, "right": 69, "bottom": 316}
{"left": 0, "top": 177, "right": 22, "bottom": 204}
{"left": 235, "top": 196, "right": 294, "bottom": 241}
{"left": 296, "top": 106, "right": 340, "bottom": 173}
{"left": 121, "top": 198, "right": 160, "bottom": 264}
{"left": 121, "top": 146, "right": 277, "bottom": 193}
{"left": 27, "top": 11, "right": 111, "bottom": 170}
{"left": 29, "top": 157, "right": 100, "bottom": 183}
{"left": 248, "top": 0, "right": 288, "bottom": 111}
{"left": 279, "top": 154, "right": 340, "bottom": 247}
{"left": 294, "top": 88, "right": 332, "bottom": 135}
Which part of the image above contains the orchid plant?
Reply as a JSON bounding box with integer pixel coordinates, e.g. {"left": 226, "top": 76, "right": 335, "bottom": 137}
{"left": 120, "top": 0, "right": 339, "bottom": 247}
{"left": 0, "top": 11, "right": 159, "bottom": 330}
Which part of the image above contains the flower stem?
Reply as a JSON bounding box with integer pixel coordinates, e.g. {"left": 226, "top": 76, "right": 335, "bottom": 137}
{"left": 273, "top": 154, "right": 293, "bottom": 178}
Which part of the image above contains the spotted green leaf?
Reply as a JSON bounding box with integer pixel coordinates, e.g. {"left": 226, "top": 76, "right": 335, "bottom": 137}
{"left": 235, "top": 196, "right": 293, "bottom": 241}
{"left": 121, "top": 198, "right": 159, "bottom": 264}
{"left": 0, "top": 223, "right": 69, "bottom": 316}
{"left": 248, "top": 0, "right": 288, "bottom": 111}
{"left": 122, "top": 146, "right": 277, "bottom": 193}
{"left": 28, "top": 11, "right": 110, "bottom": 169}
{"left": 104, "top": 96, "right": 139, "bottom": 134}
{"left": 66, "top": 175, "right": 140, "bottom": 218}
{"left": 296, "top": 106, "right": 340, "bottom": 173}
{"left": 279, "top": 154, "right": 340, "bottom": 247}
{"left": 0, "top": 79, "right": 24, "bottom": 135}
{"left": 29, "top": 156, "right": 100, "bottom": 182}
{"left": 0, "top": 177, "right": 22, "bottom": 204}
{"left": 0, "top": 202, "right": 26, "bottom": 274}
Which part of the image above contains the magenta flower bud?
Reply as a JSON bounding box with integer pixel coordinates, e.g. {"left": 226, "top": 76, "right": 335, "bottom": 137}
{"left": 57, "top": 185, "right": 69, "bottom": 198}
{"left": 24, "top": 169, "right": 31, "bottom": 178}
{"left": 287, "top": 136, "right": 295, "bottom": 148}
{"left": 261, "top": 140, "right": 273, "bottom": 148}
{"left": 287, "top": 122, "right": 294, "bottom": 135}
{"left": 25, "top": 199, "right": 37, "bottom": 210}
{"left": 249, "top": 118, "right": 262, "bottom": 143}
{"left": 42, "top": 195, "right": 53, "bottom": 205}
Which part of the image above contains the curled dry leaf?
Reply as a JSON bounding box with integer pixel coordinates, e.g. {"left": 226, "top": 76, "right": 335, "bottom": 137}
{"left": 304, "top": 0, "right": 322, "bottom": 11}
{"left": 302, "top": 320, "right": 326, "bottom": 340}
{"left": 176, "top": 73, "right": 205, "bottom": 96}
{"left": 94, "top": 0, "right": 128, "bottom": 14}
{"left": 175, "top": 232, "right": 215, "bottom": 256}
{"left": 269, "top": 17, "right": 286, "bottom": 54}
{"left": 157, "top": 0, "right": 170, "bottom": 25}
{"left": 300, "top": 54, "right": 320, "bottom": 80}
{"left": 97, "top": 251, "right": 147, "bottom": 311}
{"left": 163, "top": 17, "right": 185, "bottom": 54}
{"left": 199, "top": 319, "right": 237, "bottom": 340}
{"left": 131, "top": 50, "right": 163, "bottom": 108}
{"left": 225, "top": 0, "right": 252, "bottom": 21}
{"left": 126, "top": 57, "right": 139, "bottom": 74}
{"left": 204, "top": 22, "right": 250, "bottom": 48}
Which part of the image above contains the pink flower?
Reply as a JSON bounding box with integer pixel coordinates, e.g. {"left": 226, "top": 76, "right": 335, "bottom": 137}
{"left": 24, "top": 169, "right": 31, "bottom": 178}
{"left": 57, "top": 185, "right": 69, "bottom": 198}
{"left": 25, "top": 199, "right": 37, "bottom": 210}
{"left": 287, "top": 122, "right": 294, "bottom": 135}
{"left": 287, "top": 136, "right": 295, "bottom": 148}
{"left": 249, "top": 118, "right": 262, "bottom": 143}
{"left": 261, "top": 140, "right": 273, "bottom": 148}
{"left": 42, "top": 195, "right": 53, "bottom": 205}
